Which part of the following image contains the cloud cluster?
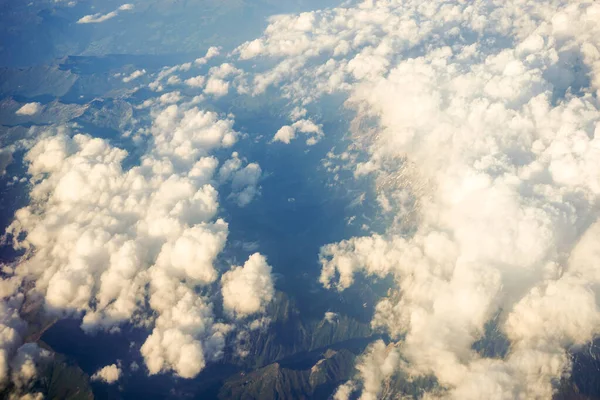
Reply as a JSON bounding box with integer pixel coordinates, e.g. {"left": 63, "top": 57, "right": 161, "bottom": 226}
{"left": 147, "top": 54, "right": 242, "bottom": 99}
{"left": 3, "top": 98, "right": 272, "bottom": 380}
{"left": 77, "top": 4, "right": 134, "bottom": 24}
{"left": 149, "top": 64, "right": 192, "bottom": 92}
{"left": 237, "top": 0, "right": 600, "bottom": 398}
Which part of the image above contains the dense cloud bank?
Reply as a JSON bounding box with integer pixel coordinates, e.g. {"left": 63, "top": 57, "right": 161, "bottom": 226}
{"left": 234, "top": 0, "right": 600, "bottom": 398}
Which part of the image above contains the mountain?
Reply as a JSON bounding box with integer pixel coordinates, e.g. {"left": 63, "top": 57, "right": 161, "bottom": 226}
{"left": 227, "top": 292, "right": 375, "bottom": 370}
{"left": 219, "top": 349, "right": 355, "bottom": 400}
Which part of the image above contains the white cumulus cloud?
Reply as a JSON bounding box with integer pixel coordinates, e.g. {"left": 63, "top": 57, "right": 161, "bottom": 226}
{"left": 122, "top": 69, "right": 146, "bottom": 83}
{"left": 91, "top": 363, "right": 121, "bottom": 384}
{"left": 195, "top": 46, "right": 221, "bottom": 66}
{"left": 272, "top": 119, "right": 323, "bottom": 145}
{"left": 221, "top": 253, "right": 275, "bottom": 318}
{"left": 272, "top": 125, "right": 295, "bottom": 144}
{"left": 204, "top": 79, "right": 230, "bottom": 97}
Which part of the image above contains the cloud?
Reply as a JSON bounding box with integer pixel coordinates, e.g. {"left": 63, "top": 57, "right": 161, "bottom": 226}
{"left": 140, "top": 290, "right": 232, "bottom": 378}
{"left": 195, "top": 47, "right": 221, "bottom": 66}
{"left": 0, "top": 150, "right": 13, "bottom": 175}
{"left": 204, "top": 79, "right": 229, "bottom": 97}
{"left": 291, "top": 119, "right": 323, "bottom": 145}
{"left": 77, "top": 4, "right": 134, "bottom": 24}
{"left": 218, "top": 152, "right": 262, "bottom": 207}
{"left": 323, "top": 312, "right": 338, "bottom": 323}
{"left": 236, "top": 12, "right": 317, "bottom": 61}
{"left": 6, "top": 0, "right": 598, "bottom": 397}
{"left": 0, "top": 295, "right": 49, "bottom": 398}
{"left": 230, "top": 163, "right": 262, "bottom": 206}
{"left": 122, "top": 69, "right": 146, "bottom": 83}
{"left": 0, "top": 297, "right": 27, "bottom": 389}
{"left": 77, "top": 11, "right": 119, "bottom": 24}
{"left": 4, "top": 98, "right": 271, "bottom": 379}
{"left": 91, "top": 363, "right": 121, "bottom": 384}
{"left": 6, "top": 343, "right": 51, "bottom": 399}
{"left": 202, "top": 63, "right": 244, "bottom": 98}
{"left": 272, "top": 120, "right": 323, "bottom": 145}
{"left": 166, "top": 75, "right": 181, "bottom": 86}
{"left": 272, "top": 126, "right": 295, "bottom": 144}
{"left": 221, "top": 253, "right": 275, "bottom": 318}
{"left": 15, "top": 103, "right": 42, "bottom": 116}
{"left": 156, "top": 91, "right": 181, "bottom": 105}
{"left": 335, "top": 341, "right": 399, "bottom": 400}
{"left": 149, "top": 63, "right": 194, "bottom": 92}
{"left": 147, "top": 56, "right": 242, "bottom": 98}
{"left": 333, "top": 381, "right": 356, "bottom": 400}
{"left": 237, "top": 0, "right": 600, "bottom": 398}
{"left": 184, "top": 76, "right": 206, "bottom": 88}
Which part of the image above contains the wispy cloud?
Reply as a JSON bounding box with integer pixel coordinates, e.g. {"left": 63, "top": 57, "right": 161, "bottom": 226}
{"left": 77, "top": 4, "right": 134, "bottom": 24}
